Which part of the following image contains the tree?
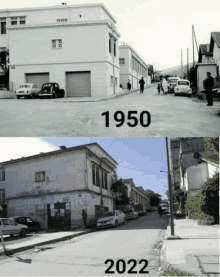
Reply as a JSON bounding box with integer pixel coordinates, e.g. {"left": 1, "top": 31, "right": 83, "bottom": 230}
{"left": 204, "top": 137, "right": 219, "bottom": 154}
{"left": 111, "top": 178, "right": 131, "bottom": 208}
{"left": 144, "top": 189, "right": 162, "bottom": 207}
{"left": 188, "top": 66, "right": 196, "bottom": 91}
{"left": 0, "top": 49, "right": 9, "bottom": 87}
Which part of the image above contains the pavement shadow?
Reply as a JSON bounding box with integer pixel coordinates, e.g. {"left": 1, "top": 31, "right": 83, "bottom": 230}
{"left": 16, "top": 256, "right": 32, "bottom": 264}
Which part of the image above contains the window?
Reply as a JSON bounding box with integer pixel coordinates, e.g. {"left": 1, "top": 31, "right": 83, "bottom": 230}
{"left": 0, "top": 18, "right": 6, "bottom": 34}
{"left": 109, "top": 37, "right": 111, "bottom": 53}
{"left": 104, "top": 171, "right": 108, "bottom": 190}
{"left": 111, "top": 76, "right": 113, "bottom": 85}
{"left": 11, "top": 17, "right": 17, "bottom": 25}
{"left": 26, "top": 218, "right": 33, "bottom": 223}
{"left": 114, "top": 40, "right": 116, "bottom": 56}
{"left": 92, "top": 163, "right": 96, "bottom": 185}
{"left": 119, "top": 58, "right": 125, "bottom": 65}
{"left": 0, "top": 170, "right": 5, "bottom": 181}
{"left": 35, "top": 171, "right": 45, "bottom": 182}
{"left": 95, "top": 205, "right": 102, "bottom": 218}
{"left": 115, "top": 77, "right": 117, "bottom": 87}
{"left": 95, "top": 166, "right": 99, "bottom": 187}
{"left": 52, "top": 39, "right": 62, "bottom": 49}
{"left": 19, "top": 16, "right": 26, "bottom": 24}
{"left": 0, "top": 189, "right": 5, "bottom": 204}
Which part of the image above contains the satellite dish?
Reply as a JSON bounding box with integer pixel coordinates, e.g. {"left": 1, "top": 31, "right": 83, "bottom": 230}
{"left": 193, "top": 152, "right": 200, "bottom": 159}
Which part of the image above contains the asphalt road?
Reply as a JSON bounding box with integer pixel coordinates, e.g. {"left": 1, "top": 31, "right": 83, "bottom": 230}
{"left": 0, "top": 85, "right": 220, "bottom": 137}
{"left": 0, "top": 212, "right": 168, "bottom": 276}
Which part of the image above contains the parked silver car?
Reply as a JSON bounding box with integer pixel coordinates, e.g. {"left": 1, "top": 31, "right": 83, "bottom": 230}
{"left": 97, "top": 210, "right": 126, "bottom": 229}
{"left": 123, "top": 208, "right": 139, "bottom": 220}
{"left": 0, "top": 218, "right": 28, "bottom": 237}
{"left": 15, "top": 83, "right": 40, "bottom": 99}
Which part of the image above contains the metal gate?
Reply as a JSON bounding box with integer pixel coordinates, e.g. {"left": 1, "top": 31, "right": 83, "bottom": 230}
{"left": 26, "top": 73, "right": 49, "bottom": 90}
{"left": 66, "top": 71, "right": 91, "bottom": 97}
{"left": 47, "top": 202, "right": 71, "bottom": 231}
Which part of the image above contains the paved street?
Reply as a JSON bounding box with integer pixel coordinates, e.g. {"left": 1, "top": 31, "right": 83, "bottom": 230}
{"left": 0, "top": 212, "right": 168, "bottom": 276}
{"left": 0, "top": 85, "right": 220, "bottom": 137}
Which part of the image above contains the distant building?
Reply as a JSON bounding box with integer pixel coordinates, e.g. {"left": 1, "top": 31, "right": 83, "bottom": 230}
{"left": 119, "top": 44, "right": 148, "bottom": 89}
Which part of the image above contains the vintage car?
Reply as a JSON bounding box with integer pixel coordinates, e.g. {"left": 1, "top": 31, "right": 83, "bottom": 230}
{"left": 167, "top": 77, "right": 180, "bottom": 93}
{"left": 0, "top": 218, "right": 28, "bottom": 237}
{"left": 97, "top": 210, "right": 126, "bottom": 229}
{"left": 39, "top": 83, "right": 65, "bottom": 98}
{"left": 174, "top": 79, "right": 192, "bottom": 96}
{"left": 15, "top": 83, "right": 39, "bottom": 99}
{"left": 123, "top": 208, "right": 139, "bottom": 220}
{"left": 10, "top": 216, "right": 41, "bottom": 232}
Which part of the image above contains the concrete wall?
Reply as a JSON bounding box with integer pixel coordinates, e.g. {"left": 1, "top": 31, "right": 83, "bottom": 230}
{"left": 186, "top": 163, "right": 209, "bottom": 191}
{"left": 213, "top": 43, "right": 220, "bottom": 70}
{"left": 196, "top": 64, "right": 217, "bottom": 92}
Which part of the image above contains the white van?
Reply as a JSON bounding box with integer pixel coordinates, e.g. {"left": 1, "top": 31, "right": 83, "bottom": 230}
{"left": 167, "top": 77, "right": 180, "bottom": 93}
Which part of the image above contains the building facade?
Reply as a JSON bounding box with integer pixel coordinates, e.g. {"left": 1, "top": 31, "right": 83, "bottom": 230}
{"left": 0, "top": 143, "right": 118, "bottom": 230}
{"left": 170, "top": 138, "right": 218, "bottom": 210}
{"left": 119, "top": 44, "right": 148, "bottom": 89}
{"left": 123, "top": 178, "right": 150, "bottom": 210}
{"left": 0, "top": 3, "right": 121, "bottom": 96}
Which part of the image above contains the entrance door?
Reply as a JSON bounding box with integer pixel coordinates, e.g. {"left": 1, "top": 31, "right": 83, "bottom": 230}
{"left": 66, "top": 71, "right": 91, "bottom": 97}
{"left": 47, "top": 202, "right": 71, "bottom": 231}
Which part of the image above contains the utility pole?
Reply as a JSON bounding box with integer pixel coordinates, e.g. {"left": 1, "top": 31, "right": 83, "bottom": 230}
{"left": 181, "top": 49, "right": 183, "bottom": 78}
{"left": 165, "top": 137, "right": 181, "bottom": 240}
{"left": 192, "top": 25, "right": 195, "bottom": 68}
{"left": 187, "top": 48, "right": 189, "bottom": 80}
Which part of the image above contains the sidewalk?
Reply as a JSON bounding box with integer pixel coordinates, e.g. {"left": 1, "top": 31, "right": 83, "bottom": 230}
{"left": 160, "top": 218, "right": 219, "bottom": 276}
{"left": 0, "top": 229, "right": 96, "bottom": 255}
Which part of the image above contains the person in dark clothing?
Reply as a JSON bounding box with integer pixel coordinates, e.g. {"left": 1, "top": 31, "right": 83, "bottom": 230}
{"left": 127, "top": 79, "right": 131, "bottom": 91}
{"left": 139, "top": 77, "right": 145, "bottom": 94}
{"left": 82, "top": 210, "right": 87, "bottom": 228}
{"left": 204, "top": 72, "right": 214, "bottom": 106}
{"left": 158, "top": 206, "right": 162, "bottom": 217}
{"left": 157, "top": 83, "right": 161, "bottom": 94}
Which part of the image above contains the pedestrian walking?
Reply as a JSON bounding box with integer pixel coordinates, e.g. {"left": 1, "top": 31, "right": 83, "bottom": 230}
{"left": 162, "top": 78, "right": 168, "bottom": 94}
{"left": 139, "top": 77, "right": 145, "bottom": 94}
{"left": 157, "top": 83, "right": 161, "bottom": 94}
{"left": 82, "top": 210, "right": 87, "bottom": 228}
{"left": 158, "top": 206, "right": 162, "bottom": 218}
{"left": 127, "top": 79, "right": 131, "bottom": 91}
{"left": 204, "top": 72, "right": 214, "bottom": 106}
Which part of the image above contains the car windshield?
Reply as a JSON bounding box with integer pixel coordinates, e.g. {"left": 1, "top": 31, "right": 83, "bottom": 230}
{"left": 100, "top": 211, "right": 115, "bottom": 218}
{"left": 178, "top": 81, "right": 189, "bottom": 86}
{"left": 19, "top": 85, "right": 31, "bottom": 88}
{"left": 168, "top": 79, "right": 178, "bottom": 83}
{"left": 123, "top": 210, "right": 132, "bottom": 213}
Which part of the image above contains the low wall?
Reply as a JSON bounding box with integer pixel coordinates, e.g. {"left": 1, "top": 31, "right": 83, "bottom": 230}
{"left": 0, "top": 90, "right": 15, "bottom": 99}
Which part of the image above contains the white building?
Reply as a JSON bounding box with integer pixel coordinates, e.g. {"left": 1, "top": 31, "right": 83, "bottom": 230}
{"left": 0, "top": 3, "right": 121, "bottom": 96}
{"left": 0, "top": 143, "right": 118, "bottom": 229}
{"left": 119, "top": 44, "right": 149, "bottom": 89}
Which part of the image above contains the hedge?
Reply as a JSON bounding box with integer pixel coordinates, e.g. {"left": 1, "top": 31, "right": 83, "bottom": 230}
{"left": 185, "top": 173, "right": 219, "bottom": 224}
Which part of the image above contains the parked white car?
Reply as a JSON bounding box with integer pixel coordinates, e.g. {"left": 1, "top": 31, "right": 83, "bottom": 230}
{"left": 174, "top": 80, "right": 192, "bottom": 97}
{"left": 97, "top": 210, "right": 126, "bottom": 229}
{"left": 0, "top": 218, "right": 28, "bottom": 236}
{"left": 15, "top": 83, "right": 39, "bottom": 99}
{"left": 123, "top": 208, "right": 139, "bottom": 220}
{"left": 167, "top": 77, "right": 180, "bottom": 93}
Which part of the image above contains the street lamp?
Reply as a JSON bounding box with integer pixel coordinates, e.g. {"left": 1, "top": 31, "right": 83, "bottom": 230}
{"left": 164, "top": 138, "right": 181, "bottom": 240}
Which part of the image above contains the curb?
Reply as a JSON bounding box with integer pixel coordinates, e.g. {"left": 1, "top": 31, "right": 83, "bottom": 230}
{"left": 56, "top": 84, "right": 156, "bottom": 103}
{"left": 0, "top": 229, "right": 97, "bottom": 256}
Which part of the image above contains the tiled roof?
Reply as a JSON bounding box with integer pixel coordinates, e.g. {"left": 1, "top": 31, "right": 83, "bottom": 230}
{"left": 211, "top": 32, "right": 220, "bottom": 49}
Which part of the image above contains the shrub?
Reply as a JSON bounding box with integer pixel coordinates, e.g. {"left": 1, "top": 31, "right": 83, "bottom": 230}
{"left": 185, "top": 173, "right": 219, "bottom": 224}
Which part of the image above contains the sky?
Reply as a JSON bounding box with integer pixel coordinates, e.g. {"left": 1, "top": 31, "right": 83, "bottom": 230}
{"left": 1, "top": 0, "right": 220, "bottom": 70}
{"left": 0, "top": 137, "right": 169, "bottom": 198}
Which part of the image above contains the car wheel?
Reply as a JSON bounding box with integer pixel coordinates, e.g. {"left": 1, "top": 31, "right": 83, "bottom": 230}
{"left": 20, "top": 228, "right": 26, "bottom": 237}
{"left": 17, "top": 96, "right": 20, "bottom": 99}
{"left": 115, "top": 220, "right": 118, "bottom": 227}
{"left": 53, "top": 93, "right": 58, "bottom": 99}
{"left": 10, "top": 234, "right": 14, "bottom": 237}
{"left": 174, "top": 93, "right": 177, "bottom": 96}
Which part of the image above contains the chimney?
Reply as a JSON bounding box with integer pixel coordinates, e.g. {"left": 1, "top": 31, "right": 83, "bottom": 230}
{"left": 60, "top": 145, "right": 67, "bottom": 150}
{"left": 207, "top": 44, "right": 210, "bottom": 52}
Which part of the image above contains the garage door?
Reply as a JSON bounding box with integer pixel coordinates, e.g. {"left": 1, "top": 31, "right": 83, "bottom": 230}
{"left": 26, "top": 73, "right": 49, "bottom": 90}
{"left": 66, "top": 71, "right": 91, "bottom": 97}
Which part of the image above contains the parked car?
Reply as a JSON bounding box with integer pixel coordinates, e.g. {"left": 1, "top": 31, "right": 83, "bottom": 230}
{"left": 159, "top": 203, "right": 169, "bottom": 214}
{"left": 150, "top": 206, "right": 158, "bottom": 211}
{"left": 167, "top": 77, "right": 180, "bottom": 93}
{"left": 15, "top": 83, "right": 39, "bottom": 99}
{"left": 10, "top": 216, "right": 40, "bottom": 232}
{"left": 134, "top": 204, "right": 147, "bottom": 216}
{"left": 97, "top": 210, "right": 126, "bottom": 229}
{"left": 39, "top": 83, "right": 65, "bottom": 98}
{"left": 123, "top": 208, "right": 139, "bottom": 220}
{"left": 174, "top": 79, "right": 192, "bottom": 97}
{"left": 0, "top": 218, "right": 28, "bottom": 237}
